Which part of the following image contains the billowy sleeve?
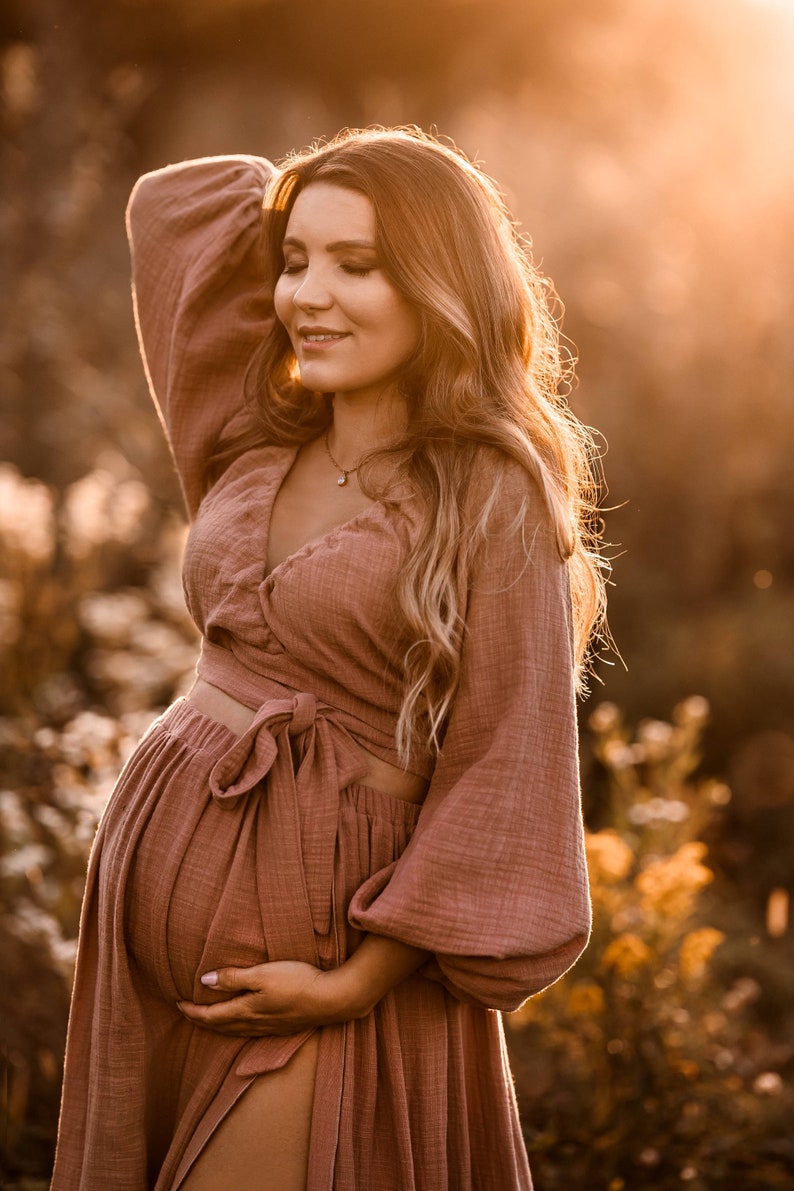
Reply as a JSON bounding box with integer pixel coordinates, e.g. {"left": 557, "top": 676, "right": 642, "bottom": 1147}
{"left": 348, "top": 465, "right": 592, "bottom": 1012}
{"left": 126, "top": 155, "right": 275, "bottom": 517}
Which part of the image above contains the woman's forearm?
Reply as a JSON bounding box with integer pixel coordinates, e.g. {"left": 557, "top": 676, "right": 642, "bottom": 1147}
{"left": 325, "top": 935, "right": 429, "bottom": 1018}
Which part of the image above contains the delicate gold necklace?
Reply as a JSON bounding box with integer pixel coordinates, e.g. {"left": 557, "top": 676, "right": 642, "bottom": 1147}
{"left": 323, "top": 430, "right": 361, "bottom": 487}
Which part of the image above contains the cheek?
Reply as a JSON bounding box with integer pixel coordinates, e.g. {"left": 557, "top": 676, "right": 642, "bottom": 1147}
{"left": 273, "top": 278, "right": 293, "bottom": 327}
{"left": 367, "top": 286, "right": 420, "bottom": 359}
{"left": 389, "top": 303, "right": 421, "bottom": 360}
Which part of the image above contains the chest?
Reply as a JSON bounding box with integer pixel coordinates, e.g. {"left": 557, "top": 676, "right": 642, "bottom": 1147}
{"left": 182, "top": 445, "right": 417, "bottom": 656}
{"left": 266, "top": 445, "right": 376, "bottom": 576}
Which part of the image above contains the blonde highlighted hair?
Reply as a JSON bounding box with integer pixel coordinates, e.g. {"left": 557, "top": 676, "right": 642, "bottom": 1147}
{"left": 231, "top": 126, "right": 607, "bottom": 760}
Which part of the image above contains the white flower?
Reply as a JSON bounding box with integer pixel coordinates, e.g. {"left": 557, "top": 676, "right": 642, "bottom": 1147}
{"left": 0, "top": 464, "right": 55, "bottom": 562}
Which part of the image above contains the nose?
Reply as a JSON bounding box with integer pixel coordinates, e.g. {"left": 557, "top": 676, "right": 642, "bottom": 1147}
{"left": 293, "top": 266, "right": 332, "bottom": 312}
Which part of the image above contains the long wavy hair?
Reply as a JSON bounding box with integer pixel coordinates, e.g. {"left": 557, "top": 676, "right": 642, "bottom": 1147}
{"left": 223, "top": 126, "right": 607, "bottom": 761}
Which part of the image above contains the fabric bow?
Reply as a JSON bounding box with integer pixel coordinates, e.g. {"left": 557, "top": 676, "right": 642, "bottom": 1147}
{"left": 208, "top": 693, "right": 368, "bottom": 957}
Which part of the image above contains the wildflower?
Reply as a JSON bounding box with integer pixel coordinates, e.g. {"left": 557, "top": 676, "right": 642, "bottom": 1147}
{"left": 0, "top": 843, "right": 50, "bottom": 878}
{"left": 61, "top": 469, "right": 150, "bottom": 558}
{"left": 628, "top": 797, "right": 689, "bottom": 826}
{"left": 601, "top": 933, "right": 652, "bottom": 977}
{"left": 721, "top": 977, "right": 761, "bottom": 1012}
{"left": 639, "top": 1148, "right": 660, "bottom": 1167}
{"left": 636, "top": 718, "right": 675, "bottom": 761}
{"left": 0, "top": 464, "right": 55, "bottom": 562}
{"left": 601, "top": 739, "right": 635, "bottom": 770}
{"left": 566, "top": 981, "right": 606, "bottom": 1016}
{"left": 79, "top": 591, "right": 150, "bottom": 643}
{"left": 586, "top": 829, "right": 634, "bottom": 884}
{"left": 678, "top": 927, "right": 725, "bottom": 981}
{"left": 673, "top": 696, "right": 710, "bottom": 728}
{"left": 59, "top": 711, "right": 121, "bottom": 768}
{"left": 706, "top": 781, "right": 731, "bottom": 807}
{"left": 588, "top": 702, "right": 622, "bottom": 734}
{"left": 0, "top": 789, "right": 30, "bottom": 843}
{"left": 635, "top": 842, "right": 713, "bottom": 920}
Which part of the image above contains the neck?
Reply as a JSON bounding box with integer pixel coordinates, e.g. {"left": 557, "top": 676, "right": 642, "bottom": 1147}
{"left": 327, "top": 391, "right": 407, "bottom": 466}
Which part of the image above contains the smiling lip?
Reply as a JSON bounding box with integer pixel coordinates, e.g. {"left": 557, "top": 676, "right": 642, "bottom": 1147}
{"left": 298, "top": 325, "right": 349, "bottom": 339}
{"left": 298, "top": 327, "right": 350, "bottom": 352}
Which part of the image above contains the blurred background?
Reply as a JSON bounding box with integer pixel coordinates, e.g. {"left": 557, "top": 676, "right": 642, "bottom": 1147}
{"left": 1, "top": 0, "right": 793, "bottom": 1186}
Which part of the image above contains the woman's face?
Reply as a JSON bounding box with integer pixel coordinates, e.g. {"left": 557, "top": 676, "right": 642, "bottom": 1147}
{"left": 274, "top": 182, "right": 420, "bottom": 405}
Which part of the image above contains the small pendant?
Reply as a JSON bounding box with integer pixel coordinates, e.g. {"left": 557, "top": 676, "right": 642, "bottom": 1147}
{"left": 337, "top": 472, "right": 348, "bottom": 486}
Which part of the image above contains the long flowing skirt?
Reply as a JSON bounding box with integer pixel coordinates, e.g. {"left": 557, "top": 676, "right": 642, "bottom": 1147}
{"left": 52, "top": 700, "right": 532, "bottom": 1190}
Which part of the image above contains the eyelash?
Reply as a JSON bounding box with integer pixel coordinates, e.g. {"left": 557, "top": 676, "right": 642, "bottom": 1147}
{"left": 281, "top": 262, "right": 374, "bottom": 277}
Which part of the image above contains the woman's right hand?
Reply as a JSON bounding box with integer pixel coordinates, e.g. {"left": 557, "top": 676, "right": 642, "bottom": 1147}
{"left": 177, "top": 957, "right": 357, "bottom": 1033}
{"left": 177, "top": 934, "right": 429, "bottom": 1036}
{"left": 176, "top": 959, "right": 361, "bottom": 1036}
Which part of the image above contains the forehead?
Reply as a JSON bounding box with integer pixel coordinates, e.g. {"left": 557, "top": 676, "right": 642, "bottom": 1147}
{"left": 284, "top": 182, "right": 376, "bottom": 241}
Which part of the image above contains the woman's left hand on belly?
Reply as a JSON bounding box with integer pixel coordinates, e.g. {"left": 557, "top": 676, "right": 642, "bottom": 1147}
{"left": 175, "top": 960, "right": 366, "bottom": 1035}
{"left": 177, "top": 937, "right": 429, "bottom": 1035}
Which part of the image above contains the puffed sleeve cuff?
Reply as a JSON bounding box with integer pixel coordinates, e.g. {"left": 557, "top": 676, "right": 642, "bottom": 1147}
{"left": 348, "top": 858, "right": 591, "bottom": 1013}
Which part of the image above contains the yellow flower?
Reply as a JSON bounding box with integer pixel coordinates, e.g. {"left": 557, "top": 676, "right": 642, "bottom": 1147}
{"left": 601, "top": 933, "right": 652, "bottom": 977}
{"left": 635, "top": 842, "right": 713, "bottom": 920}
{"left": 678, "top": 928, "right": 725, "bottom": 981}
{"left": 567, "top": 981, "right": 606, "bottom": 1016}
{"left": 586, "top": 829, "right": 634, "bottom": 885}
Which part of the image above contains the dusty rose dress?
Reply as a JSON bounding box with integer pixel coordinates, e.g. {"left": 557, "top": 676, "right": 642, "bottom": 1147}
{"left": 51, "top": 157, "right": 591, "bottom": 1190}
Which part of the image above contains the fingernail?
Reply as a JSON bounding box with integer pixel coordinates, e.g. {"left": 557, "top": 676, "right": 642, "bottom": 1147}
{"left": 200, "top": 971, "right": 218, "bottom": 987}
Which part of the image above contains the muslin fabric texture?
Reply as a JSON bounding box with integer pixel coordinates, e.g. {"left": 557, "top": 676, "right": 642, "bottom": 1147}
{"left": 51, "top": 156, "right": 592, "bottom": 1190}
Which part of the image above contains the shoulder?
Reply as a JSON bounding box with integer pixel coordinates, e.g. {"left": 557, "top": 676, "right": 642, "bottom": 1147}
{"left": 459, "top": 444, "right": 568, "bottom": 608}
{"left": 464, "top": 444, "right": 552, "bottom": 541}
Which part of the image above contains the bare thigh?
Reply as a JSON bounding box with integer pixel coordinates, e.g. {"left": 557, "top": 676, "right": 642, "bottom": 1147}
{"left": 180, "top": 1033, "right": 320, "bottom": 1191}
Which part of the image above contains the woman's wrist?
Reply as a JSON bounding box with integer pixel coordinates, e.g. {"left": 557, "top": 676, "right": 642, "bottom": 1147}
{"left": 322, "top": 935, "right": 430, "bottom": 1020}
{"left": 315, "top": 966, "right": 373, "bottom": 1021}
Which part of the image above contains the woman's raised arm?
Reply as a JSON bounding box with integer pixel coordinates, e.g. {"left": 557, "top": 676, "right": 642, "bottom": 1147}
{"left": 127, "top": 155, "right": 275, "bottom": 516}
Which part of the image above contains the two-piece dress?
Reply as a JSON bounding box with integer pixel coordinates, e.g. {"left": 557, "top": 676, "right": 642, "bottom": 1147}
{"left": 51, "top": 156, "right": 592, "bottom": 1191}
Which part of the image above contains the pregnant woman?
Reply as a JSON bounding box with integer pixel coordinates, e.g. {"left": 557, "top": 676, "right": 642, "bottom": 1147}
{"left": 52, "top": 126, "right": 605, "bottom": 1190}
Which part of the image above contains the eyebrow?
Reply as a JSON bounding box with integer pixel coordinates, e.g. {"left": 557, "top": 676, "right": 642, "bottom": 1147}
{"left": 282, "top": 236, "right": 377, "bottom": 252}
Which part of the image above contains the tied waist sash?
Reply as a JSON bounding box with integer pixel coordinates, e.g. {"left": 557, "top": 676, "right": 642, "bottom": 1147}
{"left": 207, "top": 691, "right": 369, "bottom": 960}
